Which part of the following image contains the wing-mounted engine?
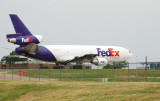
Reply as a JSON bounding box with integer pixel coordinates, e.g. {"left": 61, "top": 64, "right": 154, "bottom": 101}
{"left": 91, "top": 57, "right": 108, "bottom": 66}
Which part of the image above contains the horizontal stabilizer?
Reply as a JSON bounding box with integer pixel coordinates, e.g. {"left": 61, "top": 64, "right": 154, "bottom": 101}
{"left": 6, "top": 33, "right": 23, "bottom": 38}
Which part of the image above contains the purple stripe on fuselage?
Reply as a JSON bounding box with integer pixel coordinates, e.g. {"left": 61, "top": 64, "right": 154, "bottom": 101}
{"left": 16, "top": 46, "right": 56, "bottom": 62}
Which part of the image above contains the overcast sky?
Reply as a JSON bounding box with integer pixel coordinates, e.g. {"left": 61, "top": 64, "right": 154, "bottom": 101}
{"left": 0, "top": 0, "right": 160, "bottom": 63}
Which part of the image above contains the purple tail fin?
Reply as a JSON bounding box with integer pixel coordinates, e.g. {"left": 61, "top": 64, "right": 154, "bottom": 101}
{"left": 9, "top": 14, "right": 32, "bottom": 36}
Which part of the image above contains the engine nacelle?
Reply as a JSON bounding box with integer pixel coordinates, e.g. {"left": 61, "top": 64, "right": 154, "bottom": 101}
{"left": 91, "top": 57, "right": 108, "bottom": 66}
{"left": 7, "top": 34, "right": 43, "bottom": 45}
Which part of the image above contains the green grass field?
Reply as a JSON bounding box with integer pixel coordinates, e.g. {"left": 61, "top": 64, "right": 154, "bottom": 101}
{"left": 9, "top": 69, "right": 160, "bottom": 82}
{"left": 0, "top": 81, "right": 160, "bottom": 101}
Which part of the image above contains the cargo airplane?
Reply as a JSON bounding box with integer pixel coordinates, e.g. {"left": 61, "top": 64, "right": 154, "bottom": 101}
{"left": 7, "top": 14, "right": 132, "bottom": 66}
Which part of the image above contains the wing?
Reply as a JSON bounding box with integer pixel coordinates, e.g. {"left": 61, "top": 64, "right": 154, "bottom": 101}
{"left": 66, "top": 54, "right": 97, "bottom": 64}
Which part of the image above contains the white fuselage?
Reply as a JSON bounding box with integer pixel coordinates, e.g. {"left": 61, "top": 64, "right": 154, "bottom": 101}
{"left": 44, "top": 45, "right": 132, "bottom": 63}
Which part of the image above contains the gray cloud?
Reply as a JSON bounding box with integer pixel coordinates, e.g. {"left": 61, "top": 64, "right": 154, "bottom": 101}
{"left": 0, "top": 0, "right": 160, "bottom": 62}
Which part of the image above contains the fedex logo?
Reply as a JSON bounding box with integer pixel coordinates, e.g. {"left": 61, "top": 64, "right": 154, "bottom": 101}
{"left": 22, "top": 38, "right": 33, "bottom": 42}
{"left": 100, "top": 61, "right": 107, "bottom": 63}
{"left": 97, "top": 48, "right": 119, "bottom": 57}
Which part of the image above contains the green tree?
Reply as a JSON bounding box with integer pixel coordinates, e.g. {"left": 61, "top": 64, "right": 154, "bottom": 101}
{"left": 1, "top": 51, "right": 28, "bottom": 63}
{"left": 10, "top": 51, "right": 19, "bottom": 55}
{"left": 103, "top": 61, "right": 128, "bottom": 69}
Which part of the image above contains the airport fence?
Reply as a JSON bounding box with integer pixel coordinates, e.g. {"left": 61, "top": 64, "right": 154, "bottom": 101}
{"left": 0, "top": 65, "right": 160, "bottom": 82}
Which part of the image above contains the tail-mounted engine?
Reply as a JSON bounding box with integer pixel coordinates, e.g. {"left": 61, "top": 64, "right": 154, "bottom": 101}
{"left": 7, "top": 34, "right": 43, "bottom": 45}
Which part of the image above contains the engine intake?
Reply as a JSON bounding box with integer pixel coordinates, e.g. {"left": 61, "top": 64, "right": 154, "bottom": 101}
{"left": 8, "top": 38, "right": 16, "bottom": 43}
{"left": 91, "top": 57, "right": 108, "bottom": 66}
